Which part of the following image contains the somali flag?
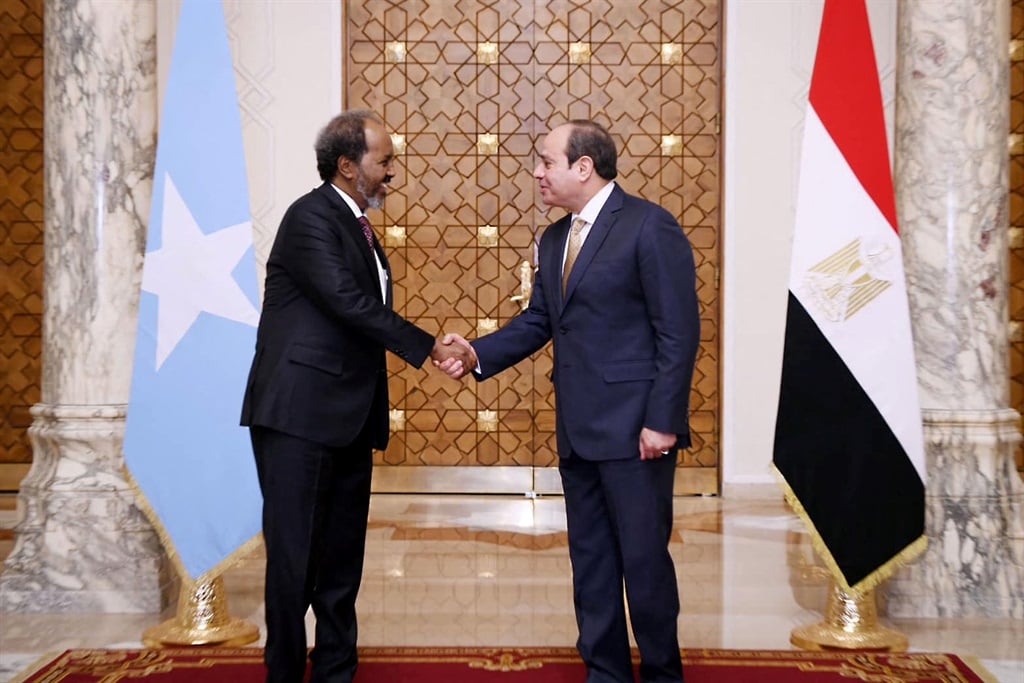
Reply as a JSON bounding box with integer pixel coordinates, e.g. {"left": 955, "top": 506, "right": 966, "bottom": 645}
{"left": 125, "top": 0, "right": 262, "bottom": 582}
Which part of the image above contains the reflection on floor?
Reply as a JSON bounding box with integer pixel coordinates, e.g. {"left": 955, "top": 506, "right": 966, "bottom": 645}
{"left": 0, "top": 495, "right": 1021, "bottom": 682}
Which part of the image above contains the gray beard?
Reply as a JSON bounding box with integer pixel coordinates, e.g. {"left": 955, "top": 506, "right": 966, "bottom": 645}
{"left": 357, "top": 173, "right": 384, "bottom": 210}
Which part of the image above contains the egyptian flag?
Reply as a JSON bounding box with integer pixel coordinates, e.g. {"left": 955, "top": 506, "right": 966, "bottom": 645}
{"left": 773, "top": 0, "right": 926, "bottom": 595}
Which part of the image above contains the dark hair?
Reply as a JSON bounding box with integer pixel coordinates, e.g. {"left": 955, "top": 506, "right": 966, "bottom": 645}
{"left": 565, "top": 119, "right": 618, "bottom": 180}
{"left": 314, "top": 110, "right": 382, "bottom": 182}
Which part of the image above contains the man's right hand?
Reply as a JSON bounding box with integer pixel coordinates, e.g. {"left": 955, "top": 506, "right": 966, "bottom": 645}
{"left": 431, "top": 334, "right": 477, "bottom": 379}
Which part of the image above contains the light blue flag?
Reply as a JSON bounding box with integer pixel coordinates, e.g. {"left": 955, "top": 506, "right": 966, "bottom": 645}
{"left": 125, "top": 0, "right": 262, "bottom": 582}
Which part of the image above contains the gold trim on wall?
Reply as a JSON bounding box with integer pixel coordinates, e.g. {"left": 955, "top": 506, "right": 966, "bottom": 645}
{"left": 384, "top": 225, "right": 406, "bottom": 247}
{"left": 569, "top": 41, "right": 591, "bottom": 64}
{"left": 477, "top": 41, "right": 498, "bottom": 64}
{"left": 478, "top": 224, "right": 498, "bottom": 247}
{"left": 661, "top": 43, "right": 683, "bottom": 65}
{"left": 386, "top": 41, "right": 406, "bottom": 63}
{"left": 661, "top": 134, "right": 683, "bottom": 157}
{"left": 477, "top": 410, "right": 498, "bottom": 432}
{"left": 390, "top": 133, "right": 406, "bottom": 154}
{"left": 476, "top": 133, "right": 499, "bottom": 155}
{"left": 477, "top": 318, "right": 498, "bottom": 336}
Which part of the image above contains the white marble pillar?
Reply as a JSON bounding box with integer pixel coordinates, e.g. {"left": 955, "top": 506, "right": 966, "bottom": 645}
{"left": 888, "top": 0, "right": 1024, "bottom": 618}
{"left": 0, "top": 0, "right": 174, "bottom": 613}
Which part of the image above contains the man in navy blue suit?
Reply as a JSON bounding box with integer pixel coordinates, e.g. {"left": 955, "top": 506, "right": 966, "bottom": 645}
{"left": 442, "top": 119, "right": 700, "bottom": 682}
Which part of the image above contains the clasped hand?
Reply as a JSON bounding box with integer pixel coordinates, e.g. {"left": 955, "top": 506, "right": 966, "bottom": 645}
{"left": 430, "top": 333, "right": 476, "bottom": 379}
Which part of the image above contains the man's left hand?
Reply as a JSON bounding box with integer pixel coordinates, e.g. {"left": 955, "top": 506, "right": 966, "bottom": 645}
{"left": 639, "top": 427, "right": 676, "bottom": 460}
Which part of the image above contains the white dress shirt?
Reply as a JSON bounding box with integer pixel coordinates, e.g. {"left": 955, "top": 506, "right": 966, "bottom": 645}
{"left": 331, "top": 184, "right": 388, "bottom": 301}
{"left": 561, "top": 180, "right": 616, "bottom": 272}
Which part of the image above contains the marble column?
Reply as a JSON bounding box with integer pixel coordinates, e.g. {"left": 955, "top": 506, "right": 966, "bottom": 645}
{"left": 0, "top": 0, "right": 174, "bottom": 613}
{"left": 888, "top": 0, "right": 1024, "bottom": 618}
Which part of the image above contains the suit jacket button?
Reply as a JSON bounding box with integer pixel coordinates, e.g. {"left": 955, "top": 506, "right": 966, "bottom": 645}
{"left": 559, "top": 326, "right": 569, "bottom": 334}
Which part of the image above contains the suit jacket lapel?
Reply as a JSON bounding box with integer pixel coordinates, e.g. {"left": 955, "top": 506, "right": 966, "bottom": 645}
{"left": 562, "top": 185, "right": 623, "bottom": 306}
{"left": 546, "top": 215, "right": 572, "bottom": 311}
{"left": 316, "top": 183, "right": 386, "bottom": 303}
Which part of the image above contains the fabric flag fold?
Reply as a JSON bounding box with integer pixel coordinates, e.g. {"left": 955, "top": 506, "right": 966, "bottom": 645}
{"left": 125, "top": 0, "right": 262, "bottom": 582}
{"left": 772, "top": 0, "right": 927, "bottom": 595}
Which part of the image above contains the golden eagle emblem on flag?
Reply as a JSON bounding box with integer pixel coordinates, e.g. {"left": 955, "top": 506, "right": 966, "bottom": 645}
{"left": 802, "top": 238, "right": 893, "bottom": 322}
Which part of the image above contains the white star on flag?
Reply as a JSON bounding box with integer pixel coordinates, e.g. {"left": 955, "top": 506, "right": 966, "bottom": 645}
{"left": 142, "top": 172, "right": 260, "bottom": 369}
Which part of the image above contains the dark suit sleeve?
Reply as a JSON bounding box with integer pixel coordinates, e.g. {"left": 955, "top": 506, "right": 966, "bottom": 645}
{"left": 277, "top": 197, "right": 435, "bottom": 367}
{"left": 472, "top": 253, "right": 554, "bottom": 380}
{"left": 638, "top": 206, "right": 700, "bottom": 434}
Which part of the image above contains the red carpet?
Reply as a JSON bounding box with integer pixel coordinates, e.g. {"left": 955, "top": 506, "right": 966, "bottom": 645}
{"left": 12, "top": 647, "right": 993, "bottom": 682}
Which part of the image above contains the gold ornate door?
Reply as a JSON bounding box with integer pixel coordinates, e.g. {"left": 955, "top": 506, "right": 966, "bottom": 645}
{"left": 346, "top": 0, "right": 720, "bottom": 494}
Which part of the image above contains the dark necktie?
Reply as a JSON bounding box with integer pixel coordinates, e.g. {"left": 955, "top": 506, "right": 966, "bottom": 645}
{"left": 358, "top": 215, "right": 375, "bottom": 252}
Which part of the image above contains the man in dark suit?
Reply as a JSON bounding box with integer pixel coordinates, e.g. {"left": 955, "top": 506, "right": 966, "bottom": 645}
{"left": 241, "top": 110, "right": 470, "bottom": 683}
{"left": 443, "top": 120, "right": 699, "bottom": 683}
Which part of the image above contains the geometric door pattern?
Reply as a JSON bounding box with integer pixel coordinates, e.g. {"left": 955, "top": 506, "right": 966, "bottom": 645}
{"left": 345, "top": 0, "right": 720, "bottom": 487}
{"left": 0, "top": 0, "right": 44, "bottom": 487}
{"left": 1010, "top": 0, "right": 1024, "bottom": 474}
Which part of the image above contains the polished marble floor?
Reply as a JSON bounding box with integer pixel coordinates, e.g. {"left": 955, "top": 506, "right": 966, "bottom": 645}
{"left": 0, "top": 494, "right": 1021, "bottom": 682}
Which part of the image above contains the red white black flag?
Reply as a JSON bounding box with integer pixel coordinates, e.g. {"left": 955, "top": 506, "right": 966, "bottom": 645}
{"left": 773, "top": 0, "right": 927, "bottom": 594}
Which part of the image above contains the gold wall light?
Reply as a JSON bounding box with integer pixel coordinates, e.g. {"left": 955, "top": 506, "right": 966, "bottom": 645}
{"left": 1010, "top": 133, "right": 1024, "bottom": 156}
{"left": 384, "top": 225, "right": 406, "bottom": 247}
{"left": 1011, "top": 39, "right": 1024, "bottom": 62}
{"left": 661, "top": 134, "right": 683, "bottom": 156}
{"left": 390, "top": 133, "right": 406, "bottom": 154}
{"left": 386, "top": 41, "right": 406, "bottom": 63}
{"left": 569, "top": 41, "right": 591, "bottom": 65}
{"left": 478, "top": 224, "right": 498, "bottom": 247}
{"left": 477, "top": 133, "right": 499, "bottom": 155}
{"left": 661, "top": 43, "right": 683, "bottom": 65}
{"left": 477, "top": 318, "right": 498, "bottom": 335}
{"left": 389, "top": 409, "right": 406, "bottom": 431}
{"left": 1010, "top": 321, "right": 1023, "bottom": 343}
{"left": 1010, "top": 227, "right": 1024, "bottom": 250}
{"left": 478, "top": 41, "right": 499, "bottom": 64}
{"left": 477, "top": 409, "right": 498, "bottom": 432}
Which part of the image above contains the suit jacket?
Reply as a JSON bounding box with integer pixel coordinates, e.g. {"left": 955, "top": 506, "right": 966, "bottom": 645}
{"left": 241, "top": 182, "right": 435, "bottom": 449}
{"left": 472, "top": 184, "right": 700, "bottom": 460}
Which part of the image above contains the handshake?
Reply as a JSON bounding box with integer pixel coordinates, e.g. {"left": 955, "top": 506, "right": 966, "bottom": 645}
{"left": 429, "top": 333, "right": 476, "bottom": 380}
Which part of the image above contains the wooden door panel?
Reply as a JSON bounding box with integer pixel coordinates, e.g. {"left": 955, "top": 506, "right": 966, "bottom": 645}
{"left": 346, "top": 0, "right": 721, "bottom": 491}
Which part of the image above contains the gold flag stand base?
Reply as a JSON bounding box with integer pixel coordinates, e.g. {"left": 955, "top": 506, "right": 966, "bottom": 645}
{"left": 790, "top": 580, "right": 907, "bottom": 652}
{"left": 143, "top": 577, "right": 260, "bottom": 648}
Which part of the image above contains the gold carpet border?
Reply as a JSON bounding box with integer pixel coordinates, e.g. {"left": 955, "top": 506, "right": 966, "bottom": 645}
{"left": 684, "top": 651, "right": 986, "bottom": 682}
{"left": 358, "top": 646, "right": 579, "bottom": 671}
{"left": 360, "top": 646, "right": 986, "bottom": 680}
{"left": 122, "top": 466, "right": 263, "bottom": 584}
{"left": 771, "top": 464, "right": 928, "bottom": 596}
{"left": 12, "top": 648, "right": 994, "bottom": 682}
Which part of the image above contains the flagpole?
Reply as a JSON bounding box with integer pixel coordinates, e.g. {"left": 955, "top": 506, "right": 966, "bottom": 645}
{"left": 790, "top": 580, "right": 907, "bottom": 652}
{"left": 142, "top": 577, "right": 259, "bottom": 648}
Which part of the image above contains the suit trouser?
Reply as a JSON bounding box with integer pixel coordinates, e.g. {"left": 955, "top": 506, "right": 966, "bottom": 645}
{"left": 559, "top": 452, "right": 683, "bottom": 683}
{"left": 251, "top": 426, "right": 373, "bottom": 683}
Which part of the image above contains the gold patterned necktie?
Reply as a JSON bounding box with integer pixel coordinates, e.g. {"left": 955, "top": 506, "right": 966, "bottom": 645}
{"left": 562, "top": 217, "right": 587, "bottom": 295}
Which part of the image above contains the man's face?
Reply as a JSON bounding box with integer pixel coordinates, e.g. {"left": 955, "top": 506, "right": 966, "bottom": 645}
{"left": 533, "top": 125, "right": 578, "bottom": 211}
{"left": 356, "top": 120, "right": 396, "bottom": 210}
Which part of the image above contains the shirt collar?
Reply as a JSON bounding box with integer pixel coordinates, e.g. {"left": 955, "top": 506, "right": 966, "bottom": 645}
{"left": 330, "top": 183, "right": 365, "bottom": 221}
{"left": 573, "top": 181, "right": 616, "bottom": 226}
